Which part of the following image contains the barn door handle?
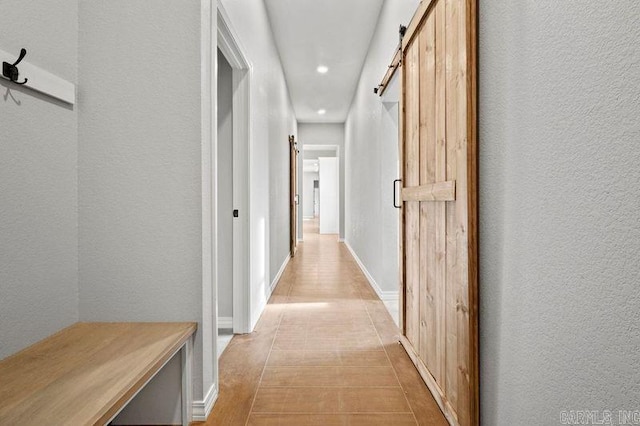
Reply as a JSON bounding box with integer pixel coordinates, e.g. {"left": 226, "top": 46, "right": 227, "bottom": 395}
{"left": 393, "top": 179, "right": 402, "bottom": 209}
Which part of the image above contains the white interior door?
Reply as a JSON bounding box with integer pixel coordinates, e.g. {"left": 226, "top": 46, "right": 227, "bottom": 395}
{"left": 318, "top": 157, "right": 339, "bottom": 234}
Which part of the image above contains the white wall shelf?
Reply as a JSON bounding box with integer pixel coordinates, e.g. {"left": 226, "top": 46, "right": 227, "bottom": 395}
{"left": 0, "top": 48, "right": 75, "bottom": 105}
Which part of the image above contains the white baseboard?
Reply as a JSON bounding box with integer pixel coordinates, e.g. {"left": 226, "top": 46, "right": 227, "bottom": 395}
{"left": 251, "top": 296, "right": 268, "bottom": 332}
{"left": 217, "top": 317, "right": 232, "bottom": 329}
{"left": 338, "top": 238, "right": 345, "bottom": 242}
{"left": 249, "top": 254, "right": 291, "bottom": 332}
{"left": 192, "top": 383, "right": 218, "bottom": 421}
{"left": 270, "top": 253, "right": 291, "bottom": 292}
{"left": 343, "top": 241, "right": 397, "bottom": 303}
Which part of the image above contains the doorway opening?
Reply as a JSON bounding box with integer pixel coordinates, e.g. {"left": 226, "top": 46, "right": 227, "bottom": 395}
{"left": 216, "top": 48, "right": 234, "bottom": 355}
{"left": 215, "top": 5, "right": 252, "bottom": 365}
{"left": 302, "top": 145, "right": 339, "bottom": 238}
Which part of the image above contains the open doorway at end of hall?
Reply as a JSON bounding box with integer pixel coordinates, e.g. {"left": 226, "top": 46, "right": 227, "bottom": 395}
{"left": 302, "top": 146, "right": 339, "bottom": 238}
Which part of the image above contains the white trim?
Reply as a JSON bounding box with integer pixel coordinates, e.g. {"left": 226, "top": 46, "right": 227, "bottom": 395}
{"left": 0, "top": 48, "right": 75, "bottom": 104}
{"left": 217, "top": 317, "right": 233, "bottom": 329}
{"left": 248, "top": 253, "right": 290, "bottom": 331}
{"left": 338, "top": 238, "right": 345, "bottom": 242}
{"left": 251, "top": 296, "right": 268, "bottom": 332}
{"left": 297, "top": 238, "right": 303, "bottom": 243}
{"left": 344, "top": 241, "right": 397, "bottom": 303}
{"left": 270, "top": 254, "right": 291, "bottom": 292}
{"left": 200, "top": 0, "right": 216, "bottom": 410}
{"left": 304, "top": 144, "right": 339, "bottom": 151}
{"left": 191, "top": 383, "right": 218, "bottom": 422}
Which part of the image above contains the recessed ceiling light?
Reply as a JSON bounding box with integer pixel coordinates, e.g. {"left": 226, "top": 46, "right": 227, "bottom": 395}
{"left": 317, "top": 65, "right": 329, "bottom": 74}
{"left": 317, "top": 109, "right": 326, "bottom": 115}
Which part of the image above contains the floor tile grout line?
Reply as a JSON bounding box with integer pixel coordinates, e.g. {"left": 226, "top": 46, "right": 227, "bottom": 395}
{"left": 362, "top": 303, "right": 420, "bottom": 425}
{"left": 344, "top": 246, "right": 421, "bottom": 426}
{"left": 249, "top": 411, "right": 415, "bottom": 415}
{"left": 247, "top": 227, "right": 418, "bottom": 423}
{"left": 256, "top": 385, "right": 404, "bottom": 388}
{"left": 262, "top": 365, "right": 393, "bottom": 368}
{"left": 245, "top": 240, "right": 306, "bottom": 425}
{"left": 243, "top": 267, "right": 292, "bottom": 425}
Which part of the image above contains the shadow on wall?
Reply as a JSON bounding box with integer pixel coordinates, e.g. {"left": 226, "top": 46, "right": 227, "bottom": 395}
{"left": 1, "top": 79, "right": 74, "bottom": 110}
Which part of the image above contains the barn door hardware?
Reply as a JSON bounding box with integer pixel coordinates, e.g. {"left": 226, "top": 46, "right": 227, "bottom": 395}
{"left": 399, "top": 25, "right": 407, "bottom": 42}
{"left": 2, "top": 48, "right": 28, "bottom": 85}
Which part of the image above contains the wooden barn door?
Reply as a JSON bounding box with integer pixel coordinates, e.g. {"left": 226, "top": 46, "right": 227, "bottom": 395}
{"left": 289, "top": 135, "right": 299, "bottom": 257}
{"left": 398, "top": 0, "right": 478, "bottom": 425}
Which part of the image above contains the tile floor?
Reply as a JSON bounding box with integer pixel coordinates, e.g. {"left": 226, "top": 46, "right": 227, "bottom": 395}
{"left": 198, "top": 219, "right": 447, "bottom": 425}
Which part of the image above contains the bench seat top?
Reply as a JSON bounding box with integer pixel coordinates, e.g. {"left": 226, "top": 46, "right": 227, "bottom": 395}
{"left": 0, "top": 322, "right": 197, "bottom": 426}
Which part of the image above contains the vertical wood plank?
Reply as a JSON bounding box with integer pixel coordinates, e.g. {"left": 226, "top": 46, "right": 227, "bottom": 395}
{"left": 465, "top": 0, "right": 480, "bottom": 423}
{"left": 434, "top": 0, "right": 448, "bottom": 392}
{"left": 454, "top": 0, "right": 472, "bottom": 424}
{"left": 398, "top": 53, "right": 406, "bottom": 335}
{"left": 418, "top": 12, "right": 440, "bottom": 384}
{"left": 290, "top": 136, "right": 298, "bottom": 257}
{"left": 444, "top": 0, "right": 460, "bottom": 416}
{"left": 404, "top": 40, "right": 421, "bottom": 349}
{"left": 398, "top": 52, "right": 407, "bottom": 336}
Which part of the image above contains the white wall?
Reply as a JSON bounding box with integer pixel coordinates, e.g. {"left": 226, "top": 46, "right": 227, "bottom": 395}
{"left": 480, "top": 1, "right": 640, "bottom": 423}
{"left": 217, "top": 49, "right": 233, "bottom": 320}
{"left": 319, "top": 157, "right": 339, "bottom": 234}
{"left": 219, "top": 0, "right": 297, "bottom": 329}
{"left": 303, "top": 172, "right": 318, "bottom": 218}
{"left": 0, "top": 0, "right": 79, "bottom": 360}
{"left": 304, "top": 150, "right": 337, "bottom": 161}
{"left": 299, "top": 123, "right": 345, "bottom": 239}
{"left": 78, "top": 0, "right": 211, "bottom": 421}
{"left": 345, "top": 0, "right": 418, "bottom": 301}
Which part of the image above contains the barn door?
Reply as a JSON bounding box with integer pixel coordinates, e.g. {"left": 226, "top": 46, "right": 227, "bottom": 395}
{"left": 398, "top": 0, "right": 478, "bottom": 425}
{"left": 289, "top": 135, "right": 299, "bottom": 257}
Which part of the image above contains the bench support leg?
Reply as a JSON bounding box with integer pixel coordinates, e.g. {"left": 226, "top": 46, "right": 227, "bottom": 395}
{"left": 181, "top": 337, "right": 193, "bottom": 426}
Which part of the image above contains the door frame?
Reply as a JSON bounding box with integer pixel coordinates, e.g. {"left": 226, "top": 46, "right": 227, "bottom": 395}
{"left": 217, "top": 5, "right": 252, "bottom": 335}
{"left": 301, "top": 144, "right": 341, "bottom": 240}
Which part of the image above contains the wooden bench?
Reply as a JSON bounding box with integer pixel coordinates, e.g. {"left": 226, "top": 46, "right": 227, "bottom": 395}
{"left": 0, "top": 322, "right": 197, "bottom": 426}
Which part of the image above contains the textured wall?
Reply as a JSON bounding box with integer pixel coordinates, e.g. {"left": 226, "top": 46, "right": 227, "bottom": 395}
{"left": 217, "top": 49, "right": 233, "bottom": 320}
{"left": 0, "top": 0, "right": 78, "bottom": 360}
{"left": 298, "top": 123, "right": 345, "bottom": 239}
{"left": 479, "top": 1, "right": 640, "bottom": 423}
{"left": 345, "top": 0, "right": 418, "bottom": 294}
{"left": 77, "top": 0, "right": 205, "bottom": 418}
{"left": 220, "top": 0, "right": 297, "bottom": 328}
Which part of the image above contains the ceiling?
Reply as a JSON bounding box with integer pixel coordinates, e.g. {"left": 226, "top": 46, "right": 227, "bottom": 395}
{"left": 264, "top": 0, "right": 385, "bottom": 123}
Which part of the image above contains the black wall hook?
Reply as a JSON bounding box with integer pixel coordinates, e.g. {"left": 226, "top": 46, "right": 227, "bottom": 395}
{"left": 3, "top": 48, "right": 28, "bottom": 85}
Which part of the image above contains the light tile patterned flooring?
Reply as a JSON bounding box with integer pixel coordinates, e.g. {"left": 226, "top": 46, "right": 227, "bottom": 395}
{"left": 199, "top": 220, "right": 447, "bottom": 425}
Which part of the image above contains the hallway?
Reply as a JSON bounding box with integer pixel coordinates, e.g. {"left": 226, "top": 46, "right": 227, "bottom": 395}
{"left": 202, "top": 221, "right": 447, "bottom": 425}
